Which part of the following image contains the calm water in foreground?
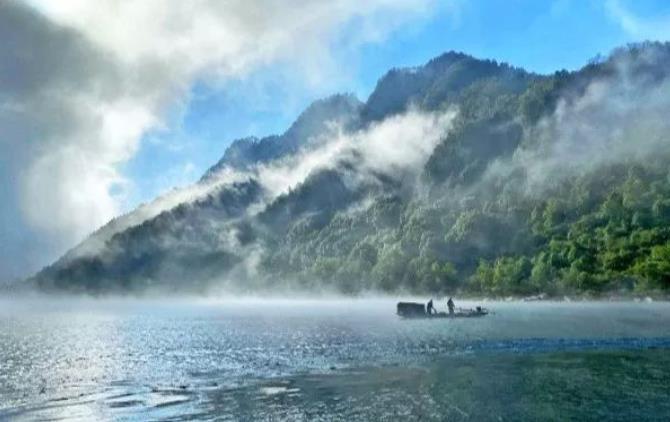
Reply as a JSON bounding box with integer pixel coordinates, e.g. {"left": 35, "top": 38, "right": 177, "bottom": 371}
{"left": 1, "top": 299, "right": 670, "bottom": 421}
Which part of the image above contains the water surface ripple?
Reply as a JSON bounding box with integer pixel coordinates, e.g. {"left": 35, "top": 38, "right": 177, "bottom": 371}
{"left": 1, "top": 299, "right": 669, "bottom": 420}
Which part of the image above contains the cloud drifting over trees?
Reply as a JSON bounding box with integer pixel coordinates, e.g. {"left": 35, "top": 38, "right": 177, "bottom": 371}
{"left": 0, "top": 0, "right": 440, "bottom": 279}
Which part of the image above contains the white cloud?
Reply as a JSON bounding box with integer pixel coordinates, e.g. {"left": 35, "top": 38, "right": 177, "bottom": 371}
{"left": 483, "top": 48, "right": 670, "bottom": 197}
{"left": 606, "top": 0, "right": 670, "bottom": 41}
{"left": 28, "top": 0, "right": 440, "bottom": 82}
{"left": 1, "top": 0, "right": 446, "bottom": 278}
{"left": 250, "top": 108, "right": 457, "bottom": 202}
{"left": 73, "top": 107, "right": 456, "bottom": 258}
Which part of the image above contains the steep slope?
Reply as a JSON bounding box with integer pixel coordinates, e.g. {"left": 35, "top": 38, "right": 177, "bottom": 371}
{"left": 32, "top": 43, "right": 670, "bottom": 296}
{"left": 51, "top": 94, "right": 364, "bottom": 268}
{"left": 36, "top": 180, "right": 265, "bottom": 293}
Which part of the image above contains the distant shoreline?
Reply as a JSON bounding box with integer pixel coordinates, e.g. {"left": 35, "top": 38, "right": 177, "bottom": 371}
{"left": 1, "top": 286, "right": 670, "bottom": 303}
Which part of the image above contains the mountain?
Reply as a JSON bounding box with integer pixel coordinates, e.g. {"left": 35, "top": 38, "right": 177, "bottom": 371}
{"left": 202, "top": 93, "right": 362, "bottom": 177}
{"left": 363, "top": 51, "right": 530, "bottom": 121}
{"left": 31, "top": 42, "right": 670, "bottom": 296}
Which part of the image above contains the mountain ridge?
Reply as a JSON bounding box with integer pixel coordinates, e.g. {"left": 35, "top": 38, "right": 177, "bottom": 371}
{"left": 202, "top": 93, "right": 363, "bottom": 178}
{"left": 31, "top": 42, "right": 670, "bottom": 296}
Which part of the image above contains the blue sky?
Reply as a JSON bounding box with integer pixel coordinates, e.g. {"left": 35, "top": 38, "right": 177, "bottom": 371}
{"left": 124, "top": 0, "right": 670, "bottom": 206}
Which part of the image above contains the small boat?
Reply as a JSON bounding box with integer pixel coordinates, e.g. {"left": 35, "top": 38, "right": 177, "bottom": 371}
{"left": 396, "top": 302, "right": 488, "bottom": 319}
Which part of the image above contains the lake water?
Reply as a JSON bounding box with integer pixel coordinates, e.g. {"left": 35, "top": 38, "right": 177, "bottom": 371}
{"left": 1, "top": 299, "right": 669, "bottom": 420}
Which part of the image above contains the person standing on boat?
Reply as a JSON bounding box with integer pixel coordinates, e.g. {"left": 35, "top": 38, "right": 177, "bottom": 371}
{"left": 426, "top": 299, "right": 436, "bottom": 315}
{"left": 447, "top": 297, "right": 455, "bottom": 315}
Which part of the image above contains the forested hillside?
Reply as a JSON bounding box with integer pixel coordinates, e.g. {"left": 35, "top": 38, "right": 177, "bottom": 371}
{"left": 33, "top": 42, "right": 670, "bottom": 296}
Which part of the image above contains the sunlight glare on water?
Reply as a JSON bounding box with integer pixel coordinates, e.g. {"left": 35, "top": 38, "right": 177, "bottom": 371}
{"left": 1, "top": 298, "right": 669, "bottom": 420}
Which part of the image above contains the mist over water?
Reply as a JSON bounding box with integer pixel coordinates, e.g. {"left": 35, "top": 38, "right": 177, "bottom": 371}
{"left": 2, "top": 298, "right": 669, "bottom": 420}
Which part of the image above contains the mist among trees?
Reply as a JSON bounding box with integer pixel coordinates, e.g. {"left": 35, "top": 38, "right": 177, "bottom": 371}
{"left": 31, "top": 42, "right": 670, "bottom": 296}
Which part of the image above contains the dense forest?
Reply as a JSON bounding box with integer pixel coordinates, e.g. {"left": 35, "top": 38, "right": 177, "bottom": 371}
{"left": 32, "top": 42, "right": 670, "bottom": 296}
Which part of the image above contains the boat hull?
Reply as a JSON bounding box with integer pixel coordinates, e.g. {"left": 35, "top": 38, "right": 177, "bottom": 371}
{"left": 398, "top": 311, "right": 488, "bottom": 319}
{"left": 396, "top": 302, "right": 488, "bottom": 319}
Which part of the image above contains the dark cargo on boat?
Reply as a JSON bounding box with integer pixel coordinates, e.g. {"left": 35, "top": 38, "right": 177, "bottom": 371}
{"left": 396, "top": 302, "right": 426, "bottom": 317}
